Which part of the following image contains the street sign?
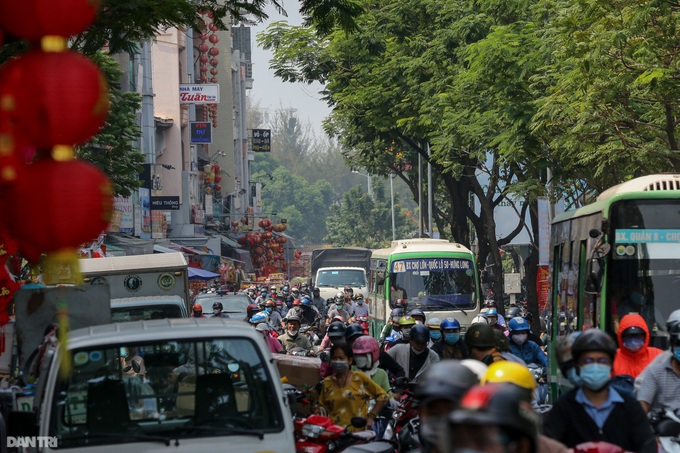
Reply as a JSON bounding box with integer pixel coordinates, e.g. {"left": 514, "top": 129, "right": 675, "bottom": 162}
{"left": 179, "top": 84, "right": 220, "bottom": 104}
{"left": 252, "top": 129, "right": 271, "bottom": 152}
{"left": 191, "top": 122, "right": 212, "bottom": 143}
{"left": 151, "top": 196, "right": 180, "bottom": 210}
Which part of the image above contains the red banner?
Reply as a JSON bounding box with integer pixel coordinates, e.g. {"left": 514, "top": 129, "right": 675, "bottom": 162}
{"left": 536, "top": 265, "right": 550, "bottom": 312}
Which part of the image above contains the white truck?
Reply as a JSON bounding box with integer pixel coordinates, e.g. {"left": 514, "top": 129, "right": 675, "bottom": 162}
{"left": 78, "top": 253, "right": 191, "bottom": 320}
{"left": 311, "top": 248, "right": 371, "bottom": 301}
{"left": 5, "top": 318, "right": 296, "bottom": 452}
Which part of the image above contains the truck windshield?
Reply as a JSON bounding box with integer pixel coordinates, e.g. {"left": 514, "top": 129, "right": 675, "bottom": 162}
{"left": 609, "top": 199, "right": 680, "bottom": 341}
{"left": 111, "top": 305, "right": 184, "bottom": 322}
{"left": 389, "top": 258, "right": 477, "bottom": 310}
{"left": 316, "top": 269, "right": 366, "bottom": 288}
{"left": 52, "top": 338, "right": 284, "bottom": 447}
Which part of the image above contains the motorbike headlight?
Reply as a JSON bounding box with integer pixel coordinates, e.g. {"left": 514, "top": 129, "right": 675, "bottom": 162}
{"left": 302, "top": 423, "right": 326, "bottom": 439}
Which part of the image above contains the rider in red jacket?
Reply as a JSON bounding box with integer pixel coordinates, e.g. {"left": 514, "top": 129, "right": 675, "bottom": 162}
{"left": 613, "top": 313, "right": 663, "bottom": 379}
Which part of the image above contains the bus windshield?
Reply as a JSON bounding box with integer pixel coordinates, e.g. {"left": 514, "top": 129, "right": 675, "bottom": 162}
{"left": 609, "top": 199, "right": 680, "bottom": 337}
{"left": 389, "top": 258, "right": 476, "bottom": 310}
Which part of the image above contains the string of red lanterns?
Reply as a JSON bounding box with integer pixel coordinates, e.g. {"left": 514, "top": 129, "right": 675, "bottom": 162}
{"left": 233, "top": 218, "right": 302, "bottom": 276}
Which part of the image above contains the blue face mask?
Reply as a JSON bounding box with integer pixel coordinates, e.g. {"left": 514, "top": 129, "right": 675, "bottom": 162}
{"left": 579, "top": 363, "right": 611, "bottom": 391}
{"left": 430, "top": 330, "right": 442, "bottom": 341}
{"left": 265, "top": 307, "right": 272, "bottom": 314}
{"left": 566, "top": 367, "right": 583, "bottom": 387}
{"left": 444, "top": 333, "right": 460, "bottom": 345}
{"left": 622, "top": 337, "right": 644, "bottom": 352}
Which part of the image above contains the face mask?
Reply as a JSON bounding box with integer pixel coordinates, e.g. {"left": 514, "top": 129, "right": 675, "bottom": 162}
{"left": 512, "top": 333, "right": 528, "bottom": 346}
{"left": 444, "top": 333, "right": 460, "bottom": 345}
{"left": 579, "top": 363, "right": 611, "bottom": 391}
{"left": 430, "top": 330, "right": 442, "bottom": 341}
{"left": 120, "top": 347, "right": 128, "bottom": 357}
{"left": 357, "top": 300, "right": 364, "bottom": 305}
{"left": 488, "top": 318, "right": 497, "bottom": 325}
{"left": 266, "top": 307, "right": 273, "bottom": 314}
{"left": 330, "top": 360, "right": 349, "bottom": 372}
{"left": 420, "top": 416, "right": 448, "bottom": 447}
{"left": 566, "top": 367, "right": 583, "bottom": 387}
{"left": 354, "top": 355, "right": 372, "bottom": 370}
{"left": 336, "top": 304, "right": 343, "bottom": 310}
{"left": 622, "top": 337, "right": 644, "bottom": 352}
{"left": 287, "top": 329, "right": 298, "bottom": 337}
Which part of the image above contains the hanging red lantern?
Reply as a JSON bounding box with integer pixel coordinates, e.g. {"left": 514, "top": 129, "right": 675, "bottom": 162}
{"left": 199, "top": 55, "right": 209, "bottom": 64}
{"left": 199, "top": 43, "right": 209, "bottom": 53}
{"left": 0, "top": 50, "right": 108, "bottom": 150}
{"left": 210, "top": 78, "right": 217, "bottom": 83}
{"left": 263, "top": 231, "right": 273, "bottom": 240}
{"left": 254, "top": 246, "right": 265, "bottom": 256}
{"left": 277, "top": 236, "right": 287, "bottom": 244}
{"left": 208, "top": 47, "right": 219, "bottom": 56}
{"left": 210, "top": 24, "right": 218, "bottom": 32}
{"left": 0, "top": 0, "right": 100, "bottom": 41}
{"left": 200, "top": 65, "right": 208, "bottom": 73}
{"left": 210, "top": 58, "right": 219, "bottom": 67}
{"left": 269, "top": 243, "right": 280, "bottom": 253}
{"left": 214, "top": 175, "right": 221, "bottom": 184}
{"left": 236, "top": 235, "right": 247, "bottom": 245}
{"left": 231, "top": 220, "right": 240, "bottom": 228}
{"left": 4, "top": 158, "right": 112, "bottom": 262}
{"left": 209, "top": 34, "right": 219, "bottom": 44}
{"left": 240, "top": 217, "right": 248, "bottom": 225}
{"left": 214, "top": 184, "right": 221, "bottom": 192}
{"left": 295, "top": 250, "right": 302, "bottom": 259}
{"left": 260, "top": 218, "right": 271, "bottom": 229}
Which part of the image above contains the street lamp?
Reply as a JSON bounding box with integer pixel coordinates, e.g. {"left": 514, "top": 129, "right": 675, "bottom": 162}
{"left": 351, "top": 169, "right": 373, "bottom": 199}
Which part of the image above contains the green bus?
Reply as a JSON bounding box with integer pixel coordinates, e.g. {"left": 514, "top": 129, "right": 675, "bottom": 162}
{"left": 367, "top": 238, "right": 481, "bottom": 338}
{"left": 549, "top": 174, "right": 680, "bottom": 396}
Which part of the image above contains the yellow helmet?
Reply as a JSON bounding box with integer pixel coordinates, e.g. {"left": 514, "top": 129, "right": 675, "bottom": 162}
{"left": 482, "top": 361, "right": 536, "bottom": 391}
{"left": 398, "top": 316, "right": 416, "bottom": 327}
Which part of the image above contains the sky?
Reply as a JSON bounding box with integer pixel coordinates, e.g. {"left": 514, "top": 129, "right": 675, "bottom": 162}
{"left": 248, "top": 5, "right": 331, "bottom": 136}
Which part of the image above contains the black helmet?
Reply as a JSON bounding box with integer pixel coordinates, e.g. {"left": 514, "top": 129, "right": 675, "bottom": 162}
{"left": 415, "top": 361, "right": 479, "bottom": 405}
{"left": 345, "top": 324, "right": 365, "bottom": 341}
{"left": 334, "top": 292, "right": 344, "bottom": 303}
{"left": 409, "top": 308, "right": 426, "bottom": 321}
{"left": 669, "top": 322, "right": 680, "bottom": 346}
{"left": 506, "top": 307, "right": 522, "bottom": 319}
{"left": 390, "top": 307, "right": 404, "bottom": 319}
{"left": 327, "top": 321, "right": 346, "bottom": 339}
{"left": 212, "top": 301, "right": 223, "bottom": 310}
{"left": 410, "top": 324, "right": 430, "bottom": 343}
{"left": 465, "top": 323, "right": 497, "bottom": 349}
{"left": 446, "top": 384, "right": 537, "bottom": 451}
{"left": 572, "top": 328, "right": 617, "bottom": 361}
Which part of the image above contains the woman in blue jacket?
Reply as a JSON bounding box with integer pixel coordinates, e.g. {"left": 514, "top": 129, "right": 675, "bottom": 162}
{"left": 508, "top": 317, "right": 547, "bottom": 367}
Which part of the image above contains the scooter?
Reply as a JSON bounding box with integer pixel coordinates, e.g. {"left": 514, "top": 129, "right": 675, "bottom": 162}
{"left": 527, "top": 363, "right": 549, "bottom": 406}
{"left": 356, "top": 316, "right": 370, "bottom": 335}
{"left": 382, "top": 378, "right": 420, "bottom": 452}
{"left": 294, "top": 415, "right": 377, "bottom": 453}
{"left": 650, "top": 408, "right": 680, "bottom": 453}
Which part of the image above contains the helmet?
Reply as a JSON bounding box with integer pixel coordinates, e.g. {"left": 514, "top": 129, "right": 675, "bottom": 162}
{"left": 286, "top": 314, "right": 301, "bottom": 324}
{"left": 344, "top": 286, "right": 353, "bottom": 294}
{"left": 390, "top": 307, "right": 404, "bottom": 320}
{"left": 572, "top": 328, "right": 617, "bottom": 361}
{"left": 292, "top": 299, "right": 301, "bottom": 306}
{"left": 247, "top": 303, "right": 260, "bottom": 318}
{"left": 255, "top": 323, "right": 270, "bottom": 332}
{"left": 409, "top": 308, "right": 426, "bottom": 321}
{"left": 669, "top": 322, "right": 680, "bottom": 345}
{"left": 192, "top": 304, "right": 203, "bottom": 313}
{"left": 334, "top": 292, "right": 344, "bottom": 303}
{"left": 354, "top": 294, "right": 364, "bottom": 300}
{"left": 399, "top": 316, "right": 416, "bottom": 327}
{"left": 667, "top": 309, "right": 680, "bottom": 330}
{"left": 249, "top": 313, "right": 267, "bottom": 324}
{"left": 291, "top": 288, "right": 300, "bottom": 295}
{"left": 415, "top": 361, "right": 479, "bottom": 404}
{"left": 460, "top": 359, "right": 488, "bottom": 381}
{"left": 522, "top": 311, "right": 533, "bottom": 322}
{"left": 448, "top": 384, "right": 538, "bottom": 449}
{"left": 302, "top": 282, "right": 309, "bottom": 289}
{"left": 506, "top": 307, "right": 522, "bottom": 319}
{"left": 300, "top": 298, "right": 312, "bottom": 306}
{"left": 345, "top": 323, "right": 365, "bottom": 341}
{"left": 485, "top": 308, "right": 498, "bottom": 317}
{"left": 264, "top": 299, "right": 276, "bottom": 308}
{"left": 465, "top": 323, "right": 497, "bottom": 349}
{"left": 411, "top": 324, "right": 430, "bottom": 343}
{"left": 471, "top": 314, "right": 489, "bottom": 325}
{"left": 275, "top": 300, "right": 283, "bottom": 307}
{"left": 483, "top": 361, "right": 536, "bottom": 391}
{"left": 555, "top": 331, "right": 582, "bottom": 373}
{"left": 621, "top": 326, "right": 645, "bottom": 337}
{"left": 312, "top": 286, "right": 320, "bottom": 292}
{"left": 352, "top": 336, "right": 380, "bottom": 362}
{"left": 508, "top": 317, "right": 531, "bottom": 333}
{"left": 212, "top": 301, "right": 223, "bottom": 310}
{"left": 393, "top": 299, "right": 407, "bottom": 309}
{"left": 327, "top": 321, "right": 346, "bottom": 338}
{"left": 440, "top": 318, "right": 461, "bottom": 331}
{"left": 426, "top": 317, "right": 442, "bottom": 329}
{"left": 286, "top": 295, "right": 295, "bottom": 303}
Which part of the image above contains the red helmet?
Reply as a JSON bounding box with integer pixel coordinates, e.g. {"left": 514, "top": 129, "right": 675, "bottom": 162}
{"left": 352, "top": 336, "right": 380, "bottom": 363}
{"left": 247, "top": 304, "right": 260, "bottom": 318}
{"left": 265, "top": 299, "right": 276, "bottom": 308}
{"left": 192, "top": 304, "right": 203, "bottom": 313}
{"left": 293, "top": 299, "right": 301, "bottom": 306}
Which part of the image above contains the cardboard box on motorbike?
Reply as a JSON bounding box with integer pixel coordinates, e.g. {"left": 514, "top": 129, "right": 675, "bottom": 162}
{"left": 274, "top": 354, "right": 321, "bottom": 388}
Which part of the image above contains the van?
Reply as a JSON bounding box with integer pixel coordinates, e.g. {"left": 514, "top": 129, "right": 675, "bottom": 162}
{"left": 111, "top": 295, "right": 189, "bottom": 321}
{"left": 7, "top": 318, "right": 296, "bottom": 452}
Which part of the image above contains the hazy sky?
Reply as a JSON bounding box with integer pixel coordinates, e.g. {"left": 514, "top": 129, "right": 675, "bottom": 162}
{"left": 248, "top": 5, "right": 331, "bottom": 136}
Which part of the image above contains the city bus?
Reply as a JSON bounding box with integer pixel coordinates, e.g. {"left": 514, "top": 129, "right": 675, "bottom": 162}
{"left": 548, "top": 174, "right": 680, "bottom": 396}
{"left": 367, "top": 238, "right": 481, "bottom": 338}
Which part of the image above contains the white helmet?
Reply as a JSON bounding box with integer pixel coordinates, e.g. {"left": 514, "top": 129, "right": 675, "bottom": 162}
{"left": 471, "top": 314, "right": 489, "bottom": 325}
{"left": 460, "top": 359, "right": 488, "bottom": 381}
{"left": 667, "top": 309, "right": 680, "bottom": 330}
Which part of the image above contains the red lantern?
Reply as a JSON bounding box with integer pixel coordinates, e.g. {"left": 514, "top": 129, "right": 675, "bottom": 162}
{"left": 208, "top": 47, "right": 219, "bottom": 56}
{"left": 261, "top": 218, "right": 272, "bottom": 229}
{"left": 270, "top": 243, "right": 280, "bottom": 253}
{"left": 210, "top": 68, "right": 218, "bottom": 76}
{"left": 210, "top": 78, "right": 217, "bottom": 83}
{"left": 199, "top": 43, "right": 209, "bottom": 53}
{"left": 236, "top": 235, "right": 247, "bottom": 245}
{"left": 214, "top": 184, "right": 221, "bottom": 192}
{"left": 295, "top": 250, "right": 302, "bottom": 259}
{"left": 232, "top": 221, "right": 240, "bottom": 228}
{"left": 214, "top": 175, "right": 221, "bottom": 184}
{"left": 277, "top": 236, "right": 287, "bottom": 244}
{"left": 240, "top": 217, "right": 248, "bottom": 225}
{"left": 199, "top": 55, "right": 209, "bottom": 64}
{"left": 0, "top": 0, "right": 100, "bottom": 41}
{"left": 209, "top": 34, "right": 219, "bottom": 44}
{"left": 0, "top": 50, "right": 108, "bottom": 149}
{"left": 200, "top": 65, "right": 208, "bottom": 73}
{"left": 210, "top": 59, "right": 219, "bottom": 67}
{"left": 4, "top": 158, "right": 113, "bottom": 262}
{"left": 263, "top": 231, "right": 273, "bottom": 240}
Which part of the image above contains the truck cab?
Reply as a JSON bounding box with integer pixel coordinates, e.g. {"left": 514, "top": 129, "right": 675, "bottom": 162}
{"left": 7, "top": 319, "right": 295, "bottom": 452}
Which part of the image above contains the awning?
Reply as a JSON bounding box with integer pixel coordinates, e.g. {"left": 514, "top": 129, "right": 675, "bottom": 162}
{"left": 181, "top": 246, "right": 212, "bottom": 255}
{"left": 219, "top": 235, "right": 241, "bottom": 249}
{"left": 188, "top": 267, "right": 221, "bottom": 280}
{"left": 154, "top": 244, "right": 179, "bottom": 254}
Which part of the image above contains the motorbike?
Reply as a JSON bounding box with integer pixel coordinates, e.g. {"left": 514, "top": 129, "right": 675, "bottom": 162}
{"left": 382, "top": 378, "right": 420, "bottom": 452}
{"left": 527, "top": 363, "right": 549, "bottom": 406}
{"left": 356, "top": 316, "right": 370, "bottom": 335}
{"left": 294, "top": 414, "right": 378, "bottom": 453}
{"left": 650, "top": 407, "right": 680, "bottom": 453}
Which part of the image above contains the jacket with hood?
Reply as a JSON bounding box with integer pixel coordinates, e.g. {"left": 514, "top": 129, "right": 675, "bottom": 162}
{"left": 613, "top": 313, "right": 663, "bottom": 378}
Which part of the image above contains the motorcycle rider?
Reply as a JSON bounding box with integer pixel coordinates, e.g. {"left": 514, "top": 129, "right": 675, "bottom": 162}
{"left": 277, "top": 315, "right": 313, "bottom": 353}
{"left": 432, "top": 318, "right": 468, "bottom": 360}
{"left": 327, "top": 292, "right": 351, "bottom": 322}
{"left": 254, "top": 320, "right": 284, "bottom": 354}
{"left": 415, "top": 360, "right": 479, "bottom": 453}
{"left": 299, "top": 297, "right": 322, "bottom": 328}
{"left": 191, "top": 304, "right": 205, "bottom": 318}
{"left": 440, "top": 383, "right": 537, "bottom": 453}
{"left": 380, "top": 306, "right": 405, "bottom": 342}
{"left": 508, "top": 317, "right": 547, "bottom": 368}
{"left": 387, "top": 324, "right": 440, "bottom": 382}
{"left": 543, "top": 329, "right": 656, "bottom": 452}
{"left": 555, "top": 331, "right": 583, "bottom": 387}
{"left": 636, "top": 320, "right": 680, "bottom": 414}
{"left": 613, "top": 313, "right": 663, "bottom": 380}
{"left": 426, "top": 317, "right": 442, "bottom": 347}
{"left": 392, "top": 316, "right": 416, "bottom": 346}
{"left": 484, "top": 308, "right": 508, "bottom": 334}
{"left": 351, "top": 294, "right": 369, "bottom": 318}
{"left": 310, "top": 286, "right": 325, "bottom": 315}
{"left": 465, "top": 323, "right": 508, "bottom": 364}
{"left": 346, "top": 326, "right": 405, "bottom": 380}
{"left": 264, "top": 299, "right": 283, "bottom": 333}
{"left": 409, "top": 308, "right": 426, "bottom": 324}
{"left": 211, "top": 301, "right": 230, "bottom": 318}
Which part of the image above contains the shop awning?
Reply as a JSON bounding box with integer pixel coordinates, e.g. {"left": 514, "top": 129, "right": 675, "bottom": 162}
{"left": 188, "top": 267, "right": 221, "bottom": 280}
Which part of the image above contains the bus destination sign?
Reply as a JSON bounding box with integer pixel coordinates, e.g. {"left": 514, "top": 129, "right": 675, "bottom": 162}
{"left": 392, "top": 258, "right": 471, "bottom": 273}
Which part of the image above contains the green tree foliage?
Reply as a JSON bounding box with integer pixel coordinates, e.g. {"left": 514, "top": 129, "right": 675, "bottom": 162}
{"left": 77, "top": 53, "right": 145, "bottom": 197}
{"left": 325, "top": 181, "right": 412, "bottom": 248}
